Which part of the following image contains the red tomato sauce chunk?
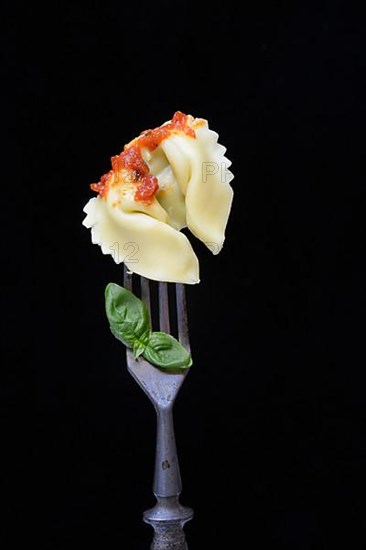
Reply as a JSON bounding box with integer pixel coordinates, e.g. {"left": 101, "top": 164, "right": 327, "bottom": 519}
{"left": 90, "top": 111, "right": 196, "bottom": 203}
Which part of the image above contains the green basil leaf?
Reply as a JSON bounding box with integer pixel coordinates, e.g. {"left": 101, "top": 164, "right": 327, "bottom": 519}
{"left": 143, "top": 332, "right": 192, "bottom": 371}
{"left": 105, "top": 283, "right": 150, "bottom": 348}
{"left": 105, "top": 283, "right": 193, "bottom": 372}
{"left": 133, "top": 336, "right": 148, "bottom": 358}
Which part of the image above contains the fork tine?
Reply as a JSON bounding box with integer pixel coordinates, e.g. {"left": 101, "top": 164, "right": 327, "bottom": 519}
{"left": 158, "top": 282, "right": 170, "bottom": 333}
{"left": 123, "top": 270, "right": 189, "bottom": 353}
{"left": 140, "top": 276, "right": 151, "bottom": 318}
{"left": 176, "top": 284, "right": 190, "bottom": 353}
{"left": 123, "top": 264, "right": 133, "bottom": 290}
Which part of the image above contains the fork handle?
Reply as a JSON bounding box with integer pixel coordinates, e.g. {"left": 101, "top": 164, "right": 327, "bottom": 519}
{"left": 146, "top": 518, "right": 189, "bottom": 549}
{"left": 144, "top": 406, "right": 193, "bottom": 548}
{"left": 144, "top": 496, "right": 193, "bottom": 549}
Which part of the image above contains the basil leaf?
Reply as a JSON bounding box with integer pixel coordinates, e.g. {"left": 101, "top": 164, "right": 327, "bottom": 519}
{"left": 133, "top": 338, "right": 147, "bottom": 359}
{"left": 105, "top": 282, "right": 192, "bottom": 372}
{"left": 143, "top": 332, "right": 192, "bottom": 371}
{"left": 105, "top": 283, "right": 150, "bottom": 348}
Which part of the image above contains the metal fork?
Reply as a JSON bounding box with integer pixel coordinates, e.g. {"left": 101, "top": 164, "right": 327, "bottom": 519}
{"left": 123, "top": 266, "right": 193, "bottom": 550}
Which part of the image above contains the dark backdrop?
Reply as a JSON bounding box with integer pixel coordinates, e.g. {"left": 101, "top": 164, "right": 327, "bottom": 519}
{"left": 3, "top": 2, "right": 365, "bottom": 548}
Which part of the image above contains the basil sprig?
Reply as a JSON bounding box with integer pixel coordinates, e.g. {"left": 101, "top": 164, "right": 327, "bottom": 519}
{"left": 105, "top": 283, "right": 192, "bottom": 371}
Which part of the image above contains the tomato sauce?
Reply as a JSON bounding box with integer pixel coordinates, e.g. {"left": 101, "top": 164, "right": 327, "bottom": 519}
{"left": 90, "top": 111, "right": 196, "bottom": 203}
{"left": 90, "top": 170, "right": 113, "bottom": 198}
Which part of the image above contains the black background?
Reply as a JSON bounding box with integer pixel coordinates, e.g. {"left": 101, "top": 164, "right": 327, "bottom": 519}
{"left": 3, "top": 1, "right": 365, "bottom": 548}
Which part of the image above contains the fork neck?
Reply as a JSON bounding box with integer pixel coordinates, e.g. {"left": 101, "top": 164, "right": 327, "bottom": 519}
{"left": 153, "top": 404, "right": 182, "bottom": 499}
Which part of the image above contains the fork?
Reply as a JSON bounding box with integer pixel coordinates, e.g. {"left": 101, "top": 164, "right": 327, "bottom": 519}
{"left": 123, "top": 266, "right": 194, "bottom": 550}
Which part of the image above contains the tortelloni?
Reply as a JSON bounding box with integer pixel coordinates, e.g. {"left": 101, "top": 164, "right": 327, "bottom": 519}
{"left": 83, "top": 111, "right": 234, "bottom": 283}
